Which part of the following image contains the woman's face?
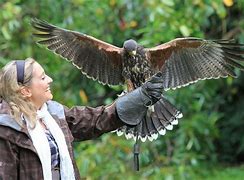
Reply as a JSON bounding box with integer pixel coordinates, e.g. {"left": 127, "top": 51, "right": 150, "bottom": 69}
{"left": 27, "top": 62, "right": 53, "bottom": 109}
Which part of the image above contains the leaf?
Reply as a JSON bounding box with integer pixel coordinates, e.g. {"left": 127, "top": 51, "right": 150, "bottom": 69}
{"left": 1, "top": 26, "right": 11, "bottom": 40}
{"left": 179, "top": 25, "right": 190, "bottom": 36}
{"left": 79, "top": 89, "right": 88, "bottom": 104}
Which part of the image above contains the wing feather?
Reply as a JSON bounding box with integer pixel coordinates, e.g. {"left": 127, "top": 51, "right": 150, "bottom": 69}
{"left": 174, "top": 54, "right": 182, "bottom": 85}
{"left": 147, "top": 38, "right": 244, "bottom": 90}
{"left": 177, "top": 52, "right": 188, "bottom": 85}
{"left": 178, "top": 53, "right": 189, "bottom": 84}
{"left": 181, "top": 51, "right": 194, "bottom": 83}
{"left": 31, "top": 18, "right": 124, "bottom": 85}
{"left": 222, "top": 47, "right": 244, "bottom": 55}
{"left": 171, "top": 53, "right": 179, "bottom": 88}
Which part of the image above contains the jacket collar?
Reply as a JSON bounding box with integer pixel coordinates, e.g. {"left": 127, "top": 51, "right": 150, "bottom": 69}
{"left": 0, "top": 114, "right": 22, "bottom": 131}
{"left": 0, "top": 99, "right": 64, "bottom": 153}
{"left": 0, "top": 99, "right": 23, "bottom": 131}
{"left": 46, "top": 100, "right": 65, "bottom": 119}
{"left": 0, "top": 100, "right": 64, "bottom": 130}
{"left": 0, "top": 114, "right": 36, "bottom": 152}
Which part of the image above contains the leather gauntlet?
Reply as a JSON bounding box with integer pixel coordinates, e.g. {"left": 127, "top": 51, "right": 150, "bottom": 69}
{"left": 116, "top": 72, "right": 164, "bottom": 125}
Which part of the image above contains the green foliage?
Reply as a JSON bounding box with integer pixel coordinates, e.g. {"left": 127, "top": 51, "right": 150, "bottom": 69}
{"left": 216, "top": 74, "right": 244, "bottom": 163}
{"left": 193, "top": 164, "right": 244, "bottom": 180}
{"left": 1, "top": 0, "right": 244, "bottom": 179}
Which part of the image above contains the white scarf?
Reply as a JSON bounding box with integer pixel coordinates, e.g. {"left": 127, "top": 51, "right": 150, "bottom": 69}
{"left": 26, "top": 103, "right": 75, "bottom": 180}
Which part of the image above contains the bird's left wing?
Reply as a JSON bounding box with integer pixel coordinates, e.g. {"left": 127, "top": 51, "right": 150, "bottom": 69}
{"left": 31, "top": 18, "right": 124, "bottom": 85}
{"left": 146, "top": 37, "right": 244, "bottom": 90}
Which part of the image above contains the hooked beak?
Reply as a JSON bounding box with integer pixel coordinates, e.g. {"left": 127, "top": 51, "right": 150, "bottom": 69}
{"left": 129, "top": 50, "right": 137, "bottom": 56}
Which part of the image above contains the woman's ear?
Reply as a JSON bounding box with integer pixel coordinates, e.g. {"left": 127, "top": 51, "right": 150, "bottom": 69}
{"left": 20, "top": 87, "right": 32, "bottom": 98}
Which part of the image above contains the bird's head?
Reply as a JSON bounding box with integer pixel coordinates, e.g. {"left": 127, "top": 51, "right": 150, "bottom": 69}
{"left": 123, "top": 39, "right": 138, "bottom": 56}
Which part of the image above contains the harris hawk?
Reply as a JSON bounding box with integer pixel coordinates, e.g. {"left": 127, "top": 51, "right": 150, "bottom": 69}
{"left": 31, "top": 18, "right": 244, "bottom": 142}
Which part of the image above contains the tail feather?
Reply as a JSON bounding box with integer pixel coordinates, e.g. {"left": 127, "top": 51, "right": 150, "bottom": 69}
{"left": 159, "top": 100, "right": 178, "bottom": 123}
{"left": 144, "top": 115, "right": 156, "bottom": 141}
{"left": 154, "top": 103, "right": 171, "bottom": 128}
{"left": 145, "top": 114, "right": 157, "bottom": 135}
{"left": 147, "top": 116, "right": 159, "bottom": 141}
{"left": 151, "top": 115, "right": 165, "bottom": 135}
{"left": 161, "top": 98, "right": 179, "bottom": 116}
{"left": 125, "top": 125, "right": 134, "bottom": 139}
{"left": 115, "top": 96, "right": 183, "bottom": 142}
{"left": 139, "top": 118, "right": 147, "bottom": 138}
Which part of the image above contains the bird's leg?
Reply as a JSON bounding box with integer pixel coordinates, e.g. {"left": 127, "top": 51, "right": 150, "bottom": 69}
{"left": 126, "top": 79, "right": 135, "bottom": 92}
{"left": 117, "top": 79, "right": 132, "bottom": 97}
{"left": 148, "top": 105, "right": 155, "bottom": 113}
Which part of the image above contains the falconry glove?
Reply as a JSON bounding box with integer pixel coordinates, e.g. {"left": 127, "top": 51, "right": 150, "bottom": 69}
{"left": 141, "top": 72, "right": 164, "bottom": 106}
{"left": 116, "top": 72, "right": 164, "bottom": 126}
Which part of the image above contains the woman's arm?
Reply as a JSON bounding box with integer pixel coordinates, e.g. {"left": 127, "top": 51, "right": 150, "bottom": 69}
{"left": 64, "top": 73, "right": 164, "bottom": 141}
{"left": 64, "top": 102, "right": 124, "bottom": 141}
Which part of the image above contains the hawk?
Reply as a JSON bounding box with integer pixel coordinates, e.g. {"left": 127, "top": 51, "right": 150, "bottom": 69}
{"left": 31, "top": 18, "right": 244, "bottom": 142}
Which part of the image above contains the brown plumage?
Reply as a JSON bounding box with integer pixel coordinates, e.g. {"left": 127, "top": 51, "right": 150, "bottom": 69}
{"left": 31, "top": 18, "right": 244, "bottom": 141}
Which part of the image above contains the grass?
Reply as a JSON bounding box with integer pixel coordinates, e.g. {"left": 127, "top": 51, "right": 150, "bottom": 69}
{"left": 195, "top": 164, "right": 244, "bottom": 180}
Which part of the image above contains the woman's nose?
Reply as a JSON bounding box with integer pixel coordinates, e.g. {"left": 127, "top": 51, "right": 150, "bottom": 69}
{"left": 47, "top": 75, "right": 53, "bottom": 83}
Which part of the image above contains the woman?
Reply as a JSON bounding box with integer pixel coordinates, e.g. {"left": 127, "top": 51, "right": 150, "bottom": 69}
{"left": 0, "top": 58, "right": 163, "bottom": 180}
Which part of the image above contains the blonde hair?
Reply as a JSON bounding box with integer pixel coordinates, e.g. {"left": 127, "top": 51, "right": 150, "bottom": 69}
{"left": 0, "top": 57, "right": 37, "bottom": 128}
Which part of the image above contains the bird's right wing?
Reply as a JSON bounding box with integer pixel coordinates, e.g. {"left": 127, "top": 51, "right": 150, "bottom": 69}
{"left": 31, "top": 18, "right": 124, "bottom": 85}
{"left": 147, "top": 37, "right": 244, "bottom": 90}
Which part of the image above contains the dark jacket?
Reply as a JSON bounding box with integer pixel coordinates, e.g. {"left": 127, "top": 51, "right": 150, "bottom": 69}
{"left": 0, "top": 99, "right": 124, "bottom": 180}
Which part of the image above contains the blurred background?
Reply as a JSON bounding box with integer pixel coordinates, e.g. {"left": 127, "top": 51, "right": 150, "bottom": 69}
{"left": 0, "top": 0, "right": 244, "bottom": 179}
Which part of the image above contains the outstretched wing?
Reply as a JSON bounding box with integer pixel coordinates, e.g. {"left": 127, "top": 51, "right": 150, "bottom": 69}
{"left": 31, "top": 18, "right": 124, "bottom": 85}
{"left": 147, "top": 37, "right": 244, "bottom": 90}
